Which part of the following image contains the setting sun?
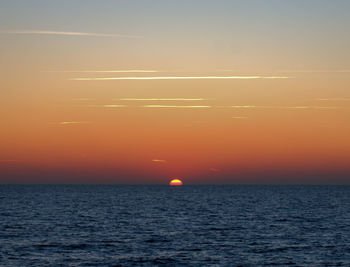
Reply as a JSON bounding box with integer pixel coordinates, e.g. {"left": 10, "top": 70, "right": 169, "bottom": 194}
{"left": 1, "top": 1, "right": 350, "bottom": 266}
{"left": 169, "top": 179, "right": 183, "bottom": 186}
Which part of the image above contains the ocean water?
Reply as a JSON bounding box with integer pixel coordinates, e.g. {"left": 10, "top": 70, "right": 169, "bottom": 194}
{"left": 1, "top": 185, "right": 350, "bottom": 266}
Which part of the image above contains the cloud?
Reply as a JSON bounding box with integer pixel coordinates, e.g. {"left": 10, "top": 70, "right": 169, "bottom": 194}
{"left": 232, "top": 116, "right": 248, "bottom": 119}
{"left": 1, "top": 30, "right": 142, "bottom": 38}
{"left": 228, "top": 105, "right": 347, "bottom": 110}
{"left": 152, "top": 159, "right": 167, "bottom": 163}
{"left": 142, "top": 105, "right": 212, "bottom": 108}
{"left": 103, "top": 105, "right": 127, "bottom": 108}
{"left": 317, "top": 98, "right": 350, "bottom": 101}
{"left": 73, "top": 104, "right": 127, "bottom": 108}
{"left": 71, "top": 76, "right": 290, "bottom": 81}
{"left": 279, "top": 70, "right": 350, "bottom": 73}
{"left": 230, "top": 105, "right": 258, "bottom": 109}
{"left": 286, "top": 106, "right": 344, "bottom": 110}
{"left": 47, "top": 70, "right": 157, "bottom": 73}
{"left": 60, "top": 121, "right": 92, "bottom": 125}
{"left": 72, "top": 103, "right": 345, "bottom": 111}
{"left": 118, "top": 98, "right": 208, "bottom": 101}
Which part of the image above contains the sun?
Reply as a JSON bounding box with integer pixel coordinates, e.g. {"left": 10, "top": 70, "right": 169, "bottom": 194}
{"left": 169, "top": 179, "right": 183, "bottom": 186}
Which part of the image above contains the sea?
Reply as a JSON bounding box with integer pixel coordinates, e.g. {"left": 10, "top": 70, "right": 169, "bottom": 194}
{"left": 1, "top": 185, "right": 350, "bottom": 266}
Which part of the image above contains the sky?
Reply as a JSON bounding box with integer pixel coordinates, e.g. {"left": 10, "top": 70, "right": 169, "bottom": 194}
{"left": 0, "top": 0, "right": 350, "bottom": 184}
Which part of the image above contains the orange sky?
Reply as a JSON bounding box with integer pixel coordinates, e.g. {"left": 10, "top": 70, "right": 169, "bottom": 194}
{"left": 1, "top": 1, "right": 350, "bottom": 183}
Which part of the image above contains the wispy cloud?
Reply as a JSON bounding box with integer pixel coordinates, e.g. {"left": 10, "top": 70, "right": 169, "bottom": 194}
{"left": 60, "top": 121, "right": 92, "bottom": 125}
{"left": 232, "top": 116, "right": 248, "bottom": 119}
{"left": 142, "top": 105, "right": 212, "bottom": 109}
{"left": 317, "top": 98, "right": 350, "bottom": 101}
{"left": 152, "top": 159, "right": 167, "bottom": 163}
{"left": 118, "top": 98, "right": 208, "bottom": 101}
{"left": 73, "top": 104, "right": 127, "bottom": 108}
{"left": 230, "top": 105, "right": 259, "bottom": 108}
{"left": 1, "top": 30, "right": 142, "bottom": 38}
{"left": 48, "top": 70, "right": 157, "bottom": 73}
{"left": 71, "top": 76, "right": 291, "bottom": 81}
{"left": 72, "top": 103, "right": 347, "bottom": 110}
{"left": 229, "top": 105, "right": 347, "bottom": 110}
{"left": 279, "top": 70, "right": 350, "bottom": 73}
{"left": 286, "top": 106, "right": 345, "bottom": 110}
{"left": 103, "top": 105, "right": 127, "bottom": 108}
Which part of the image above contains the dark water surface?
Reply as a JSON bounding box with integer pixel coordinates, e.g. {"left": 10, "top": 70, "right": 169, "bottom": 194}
{"left": 1, "top": 185, "right": 350, "bottom": 266}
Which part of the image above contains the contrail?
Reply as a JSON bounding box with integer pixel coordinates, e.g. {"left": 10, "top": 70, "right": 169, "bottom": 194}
{"left": 279, "top": 69, "right": 350, "bottom": 73}
{"left": 118, "top": 98, "right": 208, "bottom": 101}
{"left": 60, "top": 121, "right": 92, "bottom": 125}
{"left": 229, "top": 105, "right": 347, "bottom": 110}
{"left": 1, "top": 30, "right": 142, "bottom": 38}
{"left": 317, "top": 98, "right": 350, "bottom": 101}
{"left": 232, "top": 116, "right": 248, "bottom": 119}
{"left": 72, "top": 76, "right": 290, "bottom": 81}
{"left": 45, "top": 70, "right": 157, "bottom": 73}
{"left": 103, "top": 105, "right": 127, "bottom": 108}
{"left": 142, "top": 105, "right": 212, "bottom": 108}
{"left": 152, "top": 159, "right": 167, "bottom": 163}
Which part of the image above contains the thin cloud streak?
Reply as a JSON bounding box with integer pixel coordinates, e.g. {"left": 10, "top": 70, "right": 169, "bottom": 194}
{"left": 230, "top": 105, "right": 258, "bottom": 108}
{"left": 229, "top": 105, "right": 347, "bottom": 110}
{"left": 286, "top": 106, "right": 340, "bottom": 109}
{"left": 60, "top": 121, "right": 92, "bottom": 125}
{"left": 286, "top": 106, "right": 348, "bottom": 110}
{"left": 103, "top": 105, "right": 127, "bottom": 108}
{"left": 118, "top": 98, "right": 208, "bottom": 101}
{"left": 1, "top": 30, "right": 142, "bottom": 38}
{"left": 142, "top": 105, "right": 212, "bottom": 108}
{"left": 71, "top": 76, "right": 291, "bottom": 81}
{"left": 279, "top": 70, "right": 350, "bottom": 73}
{"left": 72, "top": 104, "right": 344, "bottom": 110}
{"left": 152, "top": 159, "right": 167, "bottom": 163}
{"left": 47, "top": 70, "right": 157, "bottom": 73}
{"left": 73, "top": 104, "right": 127, "bottom": 108}
{"left": 317, "top": 98, "right": 350, "bottom": 101}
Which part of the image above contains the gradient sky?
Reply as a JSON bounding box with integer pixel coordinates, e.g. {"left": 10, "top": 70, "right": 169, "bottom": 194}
{"left": 1, "top": 0, "right": 350, "bottom": 183}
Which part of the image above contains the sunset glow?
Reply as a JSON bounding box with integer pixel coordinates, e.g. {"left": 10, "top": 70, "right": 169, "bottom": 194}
{"left": 2, "top": 2, "right": 350, "bottom": 267}
{"left": 1, "top": 0, "right": 349, "bottom": 184}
